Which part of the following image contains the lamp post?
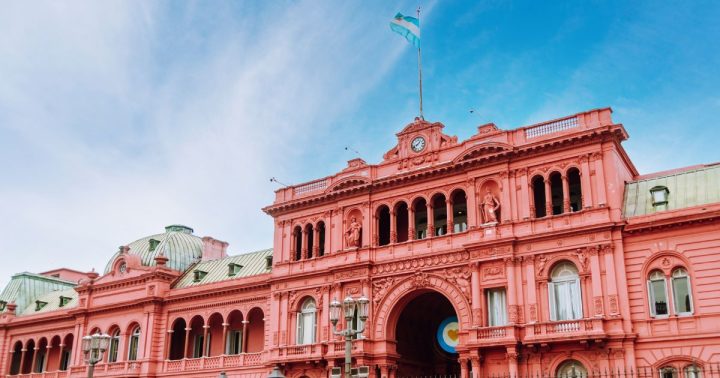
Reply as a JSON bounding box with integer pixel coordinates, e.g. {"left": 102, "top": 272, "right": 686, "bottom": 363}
{"left": 81, "top": 333, "right": 110, "bottom": 378}
{"left": 330, "top": 294, "right": 369, "bottom": 378}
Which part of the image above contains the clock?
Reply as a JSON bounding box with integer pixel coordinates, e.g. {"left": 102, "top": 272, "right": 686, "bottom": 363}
{"left": 411, "top": 136, "right": 426, "bottom": 152}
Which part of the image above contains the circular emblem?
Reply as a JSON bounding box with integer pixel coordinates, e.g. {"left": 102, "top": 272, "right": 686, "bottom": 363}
{"left": 410, "top": 136, "right": 426, "bottom": 152}
{"left": 436, "top": 316, "right": 459, "bottom": 353}
{"left": 119, "top": 262, "right": 127, "bottom": 274}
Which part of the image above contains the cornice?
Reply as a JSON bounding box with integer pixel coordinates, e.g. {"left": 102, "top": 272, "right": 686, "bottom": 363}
{"left": 263, "top": 124, "right": 628, "bottom": 216}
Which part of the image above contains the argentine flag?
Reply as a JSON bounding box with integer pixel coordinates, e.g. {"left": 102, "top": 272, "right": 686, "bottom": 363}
{"left": 390, "top": 13, "right": 420, "bottom": 48}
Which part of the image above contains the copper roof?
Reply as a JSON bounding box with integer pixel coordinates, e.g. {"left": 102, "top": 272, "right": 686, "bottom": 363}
{"left": 173, "top": 248, "right": 272, "bottom": 288}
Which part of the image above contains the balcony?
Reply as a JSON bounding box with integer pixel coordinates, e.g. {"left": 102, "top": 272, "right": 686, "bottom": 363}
{"left": 468, "top": 325, "right": 519, "bottom": 347}
{"left": 64, "top": 361, "right": 143, "bottom": 377}
{"left": 162, "top": 353, "right": 265, "bottom": 373}
{"left": 524, "top": 318, "right": 606, "bottom": 344}
{"left": 6, "top": 373, "right": 69, "bottom": 378}
{"left": 273, "top": 343, "right": 326, "bottom": 363}
{"left": 326, "top": 339, "right": 368, "bottom": 358}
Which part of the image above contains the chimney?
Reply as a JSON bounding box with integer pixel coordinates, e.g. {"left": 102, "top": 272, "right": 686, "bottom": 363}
{"left": 201, "top": 237, "right": 229, "bottom": 261}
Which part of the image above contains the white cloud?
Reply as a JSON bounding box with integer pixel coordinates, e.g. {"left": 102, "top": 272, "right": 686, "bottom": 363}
{"left": 0, "top": 1, "right": 408, "bottom": 286}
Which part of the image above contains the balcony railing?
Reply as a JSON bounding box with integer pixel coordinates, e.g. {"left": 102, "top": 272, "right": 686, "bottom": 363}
{"left": 274, "top": 343, "right": 326, "bottom": 361}
{"left": 469, "top": 325, "right": 518, "bottom": 346}
{"left": 6, "top": 372, "right": 69, "bottom": 378}
{"left": 525, "top": 318, "right": 605, "bottom": 342}
{"left": 163, "top": 353, "right": 265, "bottom": 372}
{"left": 524, "top": 116, "right": 578, "bottom": 139}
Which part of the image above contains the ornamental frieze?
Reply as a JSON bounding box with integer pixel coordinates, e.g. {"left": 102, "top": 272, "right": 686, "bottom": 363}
{"left": 371, "top": 250, "right": 470, "bottom": 275}
{"left": 468, "top": 246, "right": 511, "bottom": 260}
{"left": 371, "top": 277, "right": 395, "bottom": 307}
{"left": 444, "top": 266, "right": 471, "bottom": 304}
{"left": 334, "top": 268, "right": 367, "bottom": 280}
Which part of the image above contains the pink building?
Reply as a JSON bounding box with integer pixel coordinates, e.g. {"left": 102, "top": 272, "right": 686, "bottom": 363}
{"left": 1, "top": 107, "right": 719, "bottom": 378}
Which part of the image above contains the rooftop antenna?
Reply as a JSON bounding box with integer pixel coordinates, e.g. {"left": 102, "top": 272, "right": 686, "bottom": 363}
{"left": 269, "top": 177, "right": 289, "bottom": 187}
{"left": 344, "top": 146, "right": 360, "bottom": 156}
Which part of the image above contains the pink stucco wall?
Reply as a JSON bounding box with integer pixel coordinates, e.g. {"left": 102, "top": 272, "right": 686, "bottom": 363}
{"left": 1, "top": 108, "right": 718, "bottom": 378}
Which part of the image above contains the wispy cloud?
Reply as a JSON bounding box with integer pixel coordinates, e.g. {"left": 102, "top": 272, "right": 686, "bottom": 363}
{"left": 0, "top": 1, "right": 409, "bottom": 285}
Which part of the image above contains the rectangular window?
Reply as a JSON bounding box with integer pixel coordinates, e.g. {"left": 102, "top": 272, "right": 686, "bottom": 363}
{"left": 672, "top": 276, "right": 693, "bottom": 314}
{"left": 549, "top": 279, "right": 583, "bottom": 321}
{"left": 486, "top": 288, "right": 507, "bottom": 327}
{"left": 227, "top": 330, "right": 242, "bottom": 354}
{"left": 128, "top": 335, "right": 139, "bottom": 361}
{"left": 108, "top": 337, "right": 119, "bottom": 362}
{"left": 649, "top": 279, "right": 669, "bottom": 316}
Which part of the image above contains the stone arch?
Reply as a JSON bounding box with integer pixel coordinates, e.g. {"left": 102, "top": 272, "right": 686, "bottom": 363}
{"left": 549, "top": 354, "right": 597, "bottom": 375}
{"left": 653, "top": 355, "right": 705, "bottom": 370}
{"left": 373, "top": 272, "right": 471, "bottom": 340}
{"left": 542, "top": 255, "right": 587, "bottom": 280}
{"left": 641, "top": 250, "right": 694, "bottom": 279}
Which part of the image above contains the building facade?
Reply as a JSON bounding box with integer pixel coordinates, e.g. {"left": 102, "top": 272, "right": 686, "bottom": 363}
{"left": 1, "top": 107, "right": 719, "bottom": 378}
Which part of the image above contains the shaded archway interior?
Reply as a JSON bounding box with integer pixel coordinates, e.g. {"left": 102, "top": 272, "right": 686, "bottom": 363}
{"left": 395, "top": 291, "right": 459, "bottom": 376}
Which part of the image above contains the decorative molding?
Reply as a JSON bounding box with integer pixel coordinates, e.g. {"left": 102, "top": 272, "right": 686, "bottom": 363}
{"left": 371, "top": 250, "right": 470, "bottom": 275}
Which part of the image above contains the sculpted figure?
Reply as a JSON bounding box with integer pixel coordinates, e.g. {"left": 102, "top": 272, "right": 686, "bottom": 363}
{"left": 481, "top": 189, "right": 500, "bottom": 223}
{"left": 345, "top": 217, "right": 362, "bottom": 248}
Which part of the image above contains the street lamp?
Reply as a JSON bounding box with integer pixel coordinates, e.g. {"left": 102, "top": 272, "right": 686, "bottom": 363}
{"left": 330, "top": 294, "right": 369, "bottom": 378}
{"left": 82, "top": 333, "right": 110, "bottom": 378}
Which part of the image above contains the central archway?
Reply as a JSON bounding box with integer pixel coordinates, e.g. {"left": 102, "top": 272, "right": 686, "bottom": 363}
{"left": 395, "top": 291, "right": 460, "bottom": 376}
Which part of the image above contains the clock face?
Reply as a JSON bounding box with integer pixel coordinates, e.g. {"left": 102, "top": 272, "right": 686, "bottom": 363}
{"left": 411, "top": 136, "right": 426, "bottom": 152}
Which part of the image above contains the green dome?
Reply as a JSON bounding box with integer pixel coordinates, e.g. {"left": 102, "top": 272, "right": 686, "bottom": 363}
{"left": 104, "top": 225, "right": 203, "bottom": 274}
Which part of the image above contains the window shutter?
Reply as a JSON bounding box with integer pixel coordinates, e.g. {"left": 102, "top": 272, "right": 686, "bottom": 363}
{"left": 548, "top": 282, "right": 557, "bottom": 321}
{"left": 296, "top": 312, "right": 303, "bottom": 344}
{"left": 647, "top": 280, "right": 655, "bottom": 316}
{"left": 572, "top": 278, "right": 583, "bottom": 319}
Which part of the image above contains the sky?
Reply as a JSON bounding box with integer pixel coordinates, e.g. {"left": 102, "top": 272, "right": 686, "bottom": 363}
{"left": 1, "top": 1, "right": 718, "bottom": 287}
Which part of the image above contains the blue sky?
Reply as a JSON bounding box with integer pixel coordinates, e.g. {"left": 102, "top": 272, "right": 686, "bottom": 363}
{"left": 0, "top": 1, "right": 718, "bottom": 286}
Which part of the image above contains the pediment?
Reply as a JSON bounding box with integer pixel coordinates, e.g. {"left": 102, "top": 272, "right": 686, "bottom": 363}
{"left": 453, "top": 142, "right": 512, "bottom": 164}
{"left": 325, "top": 175, "right": 370, "bottom": 193}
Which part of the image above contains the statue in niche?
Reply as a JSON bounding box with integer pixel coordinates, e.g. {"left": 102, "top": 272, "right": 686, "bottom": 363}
{"left": 345, "top": 217, "right": 362, "bottom": 248}
{"left": 481, "top": 189, "right": 500, "bottom": 224}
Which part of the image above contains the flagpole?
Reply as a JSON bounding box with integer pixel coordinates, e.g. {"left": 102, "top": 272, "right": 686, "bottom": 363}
{"left": 417, "top": 6, "right": 424, "bottom": 120}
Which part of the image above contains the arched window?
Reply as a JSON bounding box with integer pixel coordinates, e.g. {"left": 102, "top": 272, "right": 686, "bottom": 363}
{"left": 556, "top": 360, "right": 588, "bottom": 378}
{"left": 672, "top": 268, "right": 693, "bottom": 315}
{"left": 350, "top": 305, "right": 365, "bottom": 340}
{"left": 550, "top": 171, "right": 564, "bottom": 215}
{"left": 317, "top": 221, "right": 326, "bottom": 256}
{"left": 684, "top": 364, "right": 702, "bottom": 378}
{"left": 306, "top": 224, "right": 314, "bottom": 259}
{"left": 431, "top": 194, "right": 447, "bottom": 236}
{"left": 532, "top": 176, "right": 546, "bottom": 218}
{"left": 549, "top": 263, "right": 582, "bottom": 321}
{"left": 413, "top": 198, "right": 428, "bottom": 240}
{"left": 451, "top": 190, "right": 467, "bottom": 232}
{"left": 377, "top": 205, "right": 391, "bottom": 246}
{"left": 127, "top": 326, "right": 140, "bottom": 361}
{"left": 648, "top": 270, "right": 669, "bottom": 316}
{"left": 658, "top": 366, "right": 677, "bottom": 378}
{"left": 568, "top": 168, "right": 582, "bottom": 211}
{"left": 107, "top": 328, "right": 121, "bottom": 362}
{"left": 395, "top": 202, "right": 409, "bottom": 243}
{"left": 296, "top": 298, "right": 316, "bottom": 345}
{"left": 293, "top": 226, "right": 302, "bottom": 261}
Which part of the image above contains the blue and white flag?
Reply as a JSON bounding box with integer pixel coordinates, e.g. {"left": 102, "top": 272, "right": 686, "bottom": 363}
{"left": 390, "top": 13, "right": 420, "bottom": 47}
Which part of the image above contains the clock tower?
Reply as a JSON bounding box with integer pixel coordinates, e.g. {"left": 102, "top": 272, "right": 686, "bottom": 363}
{"left": 382, "top": 116, "right": 458, "bottom": 171}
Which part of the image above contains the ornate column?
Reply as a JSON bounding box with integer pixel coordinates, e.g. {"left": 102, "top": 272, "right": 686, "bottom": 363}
{"left": 426, "top": 201, "right": 434, "bottom": 238}
{"left": 579, "top": 155, "right": 593, "bottom": 208}
{"left": 588, "top": 247, "right": 604, "bottom": 316}
{"left": 470, "top": 356, "right": 481, "bottom": 378}
{"left": 408, "top": 207, "right": 416, "bottom": 240}
{"left": 313, "top": 226, "right": 320, "bottom": 257}
{"left": 544, "top": 178, "right": 552, "bottom": 216}
{"left": 505, "top": 258, "right": 518, "bottom": 324}
{"left": 221, "top": 324, "right": 229, "bottom": 354}
{"left": 500, "top": 171, "right": 511, "bottom": 222}
{"left": 389, "top": 210, "right": 397, "bottom": 243}
{"left": 506, "top": 347, "right": 519, "bottom": 377}
{"left": 165, "top": 330, "right": 173, "bottom": 359}
{"left": 562, "top": 174, "right": 570, "bottom": 213}
{"left": 202, "top": 325, "right": 210, "bottom": 357}
{"left": 373, "top": 214, "right": 379, "bottom": 246}
{"left": 518, "top": 169, "right": 530, "bottom": 220}
{"left": 446, "top": 198, "right": 454, "bottom": 234}
{"left": 603, "top": 245, "right": 620, "bottom": 315}
{"left": 466, "top": 178, "right": 478, "bottom": 228}
{"left": 183, "top": 328, "right": 191, "bottom": 358}
{"left": 5, "top": 350, "right": 14, "bottom": 375}
{"left": 301, "top": 228, "right": 309, "bottom": 259}
{"left": 592, "top": 152, "right": 607, "bottom": 207}
{"left": 379, "top": 365, "right": 389, "bottom": 378}
{"left": 525, "top": 257, "right": 538, "bottom": 324}
{"left": 19, "top": 349, "right": 26, "bottom": 374}
{"left": 43, "top": 345, "right": 50, "bottom": 372}
{"left": 459, "top": 357, "right": 469, "bottom": 378}
{"left": 470, "top": 262, "right": 482, "bottom": 326}
{"left": 241, "top": 320, "right": 249, "bottom": 353}
{"left": 509, "top": 170, "right": 519, "bottom": 221}
{"left": 30, "top": 347, "right": 38, "bottom": 373}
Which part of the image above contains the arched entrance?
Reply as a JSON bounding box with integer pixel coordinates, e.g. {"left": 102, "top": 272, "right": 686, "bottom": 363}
{"left": 395, "top": 291, "right": 460, "bottom": 376}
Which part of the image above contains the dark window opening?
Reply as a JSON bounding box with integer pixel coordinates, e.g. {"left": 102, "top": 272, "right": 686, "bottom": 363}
{"left": 550, "top": 172, "right": 564, "bottom": 215}
{"left": 532, "top": 176, "right": 546, "bottom": 218}
{"left": 568, "top": 168, "right": 582, "bottom": 211}
{"left": 395, "top": 202, "right": 409, "bottom": 242}
{"left": 378, "top": 206, "right": 391, "bottom": 246}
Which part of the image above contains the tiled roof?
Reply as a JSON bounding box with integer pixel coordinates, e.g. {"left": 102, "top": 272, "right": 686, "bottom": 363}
{"left": 0, "top": 273, "right": 76, "bottom": 315}
{"left": 623, "top": 163, "right": 720, "bottom": 217}
{"left": 19, "top": 288, "right": 78, "bottom": 316}
{"left": 174, "top": 248, "right": 272, "bottom": 289}
{"left": 104, "top": 225, "right": 204, "bottom": 274}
